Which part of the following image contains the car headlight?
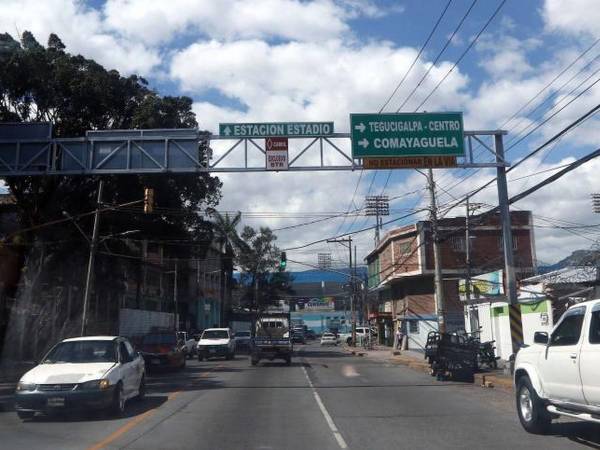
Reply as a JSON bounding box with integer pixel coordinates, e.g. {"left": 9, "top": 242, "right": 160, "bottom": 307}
{"left": 78, "top": 379, "right": 111, "bottom": 390}
{"left": 283, "top": 332, "right": 289, "bottom": 338}
{"left": 16, "top": 382, "right": 36, "bottom": 392}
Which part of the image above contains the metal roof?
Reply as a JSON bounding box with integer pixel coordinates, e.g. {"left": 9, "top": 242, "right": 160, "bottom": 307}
{"left": 522, "top": 266, "right": 597, "bottom": 285}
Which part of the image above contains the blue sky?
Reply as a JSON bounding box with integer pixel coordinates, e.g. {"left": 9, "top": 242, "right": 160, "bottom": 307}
{"left": 1, "top": 0, "right": 599, "bottom": 265}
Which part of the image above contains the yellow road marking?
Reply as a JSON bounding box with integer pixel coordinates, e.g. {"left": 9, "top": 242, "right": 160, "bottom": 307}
{"left": 87, "top": 364, "right": 220, "bottom": 450}
{"left": 86, "top": 407, "right": 159, "bottom": 450}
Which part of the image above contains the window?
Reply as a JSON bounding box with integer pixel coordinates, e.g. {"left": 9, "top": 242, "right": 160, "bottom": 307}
{"left": 409, "top": 321, "right": 419, "bottom": 334}
{"left": 589, "top": 307, "right": 600, "bottom": 344}
{"left": 550, "top": 307, "right": 585, "bottom": 346}
{"left": 450, "top": 236, "right": 465, "bottom": 252}
{"left": 398, "top": 241, "right": 411, "bottom": 255}
{"left": 119, "top": 342, "right": 133, "bottom": 363}
{"left": 497, "top": 236, "right": 518, "bottom": 250}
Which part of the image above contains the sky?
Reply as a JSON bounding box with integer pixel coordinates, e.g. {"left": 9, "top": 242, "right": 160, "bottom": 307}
{"left": 1, "top": 0, "right": 599, "bottom": 268}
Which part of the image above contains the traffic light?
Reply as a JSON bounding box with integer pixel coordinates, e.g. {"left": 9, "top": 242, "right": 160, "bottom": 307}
{"left": 144, "top": 187, "right": 154, "bottom": 213}
{"left": 279, "top": 252, "right": 287, "bottom": 271}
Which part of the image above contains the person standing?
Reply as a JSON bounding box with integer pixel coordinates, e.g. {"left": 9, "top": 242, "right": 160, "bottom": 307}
{"left": 395, "top": 326, "right": 403, "bottom": 350}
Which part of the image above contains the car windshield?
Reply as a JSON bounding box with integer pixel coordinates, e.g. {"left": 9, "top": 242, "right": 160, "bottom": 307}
{"left": 202, "top": 330, "right": 228, "bottom": 339}
{"left": 142, "top": 334, "right": 176, "bottom": 345}
{"left": 43, "top": 341, "right": 117, "bottom": 364}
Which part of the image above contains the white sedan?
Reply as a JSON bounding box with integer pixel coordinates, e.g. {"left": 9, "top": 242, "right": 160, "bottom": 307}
{"left": 14, "top": 336, "right": 145, "bottom": 419}
{"left": 320, "top": 333, "right": 338, "bottom": 346}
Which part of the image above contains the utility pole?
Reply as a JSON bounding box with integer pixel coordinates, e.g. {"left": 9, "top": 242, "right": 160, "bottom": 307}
{"left": 81, "top": 179, "right": 104, "bottom": 336}
{"left": 327, "top": 236, "right": 356, "bottom": 345}
{"left": 495, "top": 134, "right": 521, "bottom": 353}
{"left": 426, "top": 168, "right": 446, "bottom": 333}
{"left": 174, "top": 260, "right": 179, "bottom": 332}
{"left": 591, "top": 194, "right": 600, "bottom": 298}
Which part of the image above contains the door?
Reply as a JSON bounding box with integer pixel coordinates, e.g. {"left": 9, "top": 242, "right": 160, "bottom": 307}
{"left": 579, "top": 303, "right": 600, "bottom": 405}
{"left": 124, "top": 340, "right": 144, "bottom": 388}
{"left": 538, "top": 306, "right": 586, "bottom": 403}
{"left": 118, "top": 341, "right": 136, "bottom": 396}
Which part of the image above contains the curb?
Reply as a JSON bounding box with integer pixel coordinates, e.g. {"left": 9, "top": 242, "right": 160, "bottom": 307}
{"left": 474, "top": 373, "right": 514, "bottom": 393}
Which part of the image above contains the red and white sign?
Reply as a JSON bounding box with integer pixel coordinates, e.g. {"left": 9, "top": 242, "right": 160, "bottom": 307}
{"left": 265, "top": 137, "right": 289, "bottom": 170}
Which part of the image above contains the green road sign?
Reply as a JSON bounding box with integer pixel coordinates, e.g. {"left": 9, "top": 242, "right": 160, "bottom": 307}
{"left": 219, "top": 122, "right": 334, "bottom": 138}
{"left": 350, "top": 112, "right": 464, "bottom": 158}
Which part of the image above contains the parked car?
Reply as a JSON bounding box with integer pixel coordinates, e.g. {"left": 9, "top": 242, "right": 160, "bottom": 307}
{"left": 14, "top": 336, "right": 145, "bottom": 419}
{"left": 176, "top": 331, "right": 197, "bottom": 359}
{"left": 197, "top": 328, "right": 236, "bottom": 361}
{"left": 234, "top": 330, "right": 252, "bottom": 352}
{"left": 340, "top": 326, "right": 374, "bottom": 345}
{"left": 139, "top": 332, "right": 186, "bottom": 371}
{"left": 305, "top": 329, "right": 317, "bottom": 340}
{"left": 514, "top": 299, "right": 600, "bottom": 433}
{"left": 320, "top": 332, "right": 338, "bottom": 346}
{"left": 291, "top": 327, "right": 306, "bottom": 344}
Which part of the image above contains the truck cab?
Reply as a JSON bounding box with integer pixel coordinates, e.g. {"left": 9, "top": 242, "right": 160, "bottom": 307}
{"left": 250, "top": 313, "right": 292, "bottom": 366}
{"left": 514, "top": 299, "right": 600, "bottom": 433}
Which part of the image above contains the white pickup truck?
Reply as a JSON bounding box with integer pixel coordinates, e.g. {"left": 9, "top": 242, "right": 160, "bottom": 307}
{"left": 514, "top": 299, "right": 600, "bottom": 433}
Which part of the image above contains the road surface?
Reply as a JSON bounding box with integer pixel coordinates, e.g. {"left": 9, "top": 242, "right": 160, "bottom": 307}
{"left": 1, "top": 343, "right": 598, "bottom": 449}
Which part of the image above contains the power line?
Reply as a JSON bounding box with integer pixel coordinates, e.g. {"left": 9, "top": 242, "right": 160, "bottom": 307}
{"left": 396, "top": 0, "right": 479, "bottom": 112}
{"left": 415, "top": 0, "right": 508, "bottom": 111}
{"left": 378, "top": 0, "right": 454, "bottom": 113}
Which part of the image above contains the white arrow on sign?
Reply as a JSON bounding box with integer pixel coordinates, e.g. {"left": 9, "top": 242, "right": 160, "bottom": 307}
{"left": 223, "top": 126, "right": 231, "bottom": 136}
{"left": 358, "top": 138, "right": 369, "bottom": 148}
{"left": 354, "top": 122, "right": 366, "bottom": 133}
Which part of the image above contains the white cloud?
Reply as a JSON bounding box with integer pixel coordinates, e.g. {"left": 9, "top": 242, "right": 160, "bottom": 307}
{"left": 543, "top": 0, "right": 600, "bottom": 38}
{"left": 171, "top": 39, "right": 471, "bottom": 132}
{"left": 102, "top": 0, "right": 390, "bottom": 45}
{"left": 0, "top": 0, "right": 160, "bottom": 75}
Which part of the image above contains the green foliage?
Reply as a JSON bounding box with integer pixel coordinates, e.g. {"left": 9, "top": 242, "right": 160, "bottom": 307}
{"left": 0, "top": 32, "right": 222, "bottom": 301}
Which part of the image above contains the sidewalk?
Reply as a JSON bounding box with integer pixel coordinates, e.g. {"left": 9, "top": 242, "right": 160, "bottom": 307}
{"left": 345, "top": 345, "right": 514, "bottom": 393}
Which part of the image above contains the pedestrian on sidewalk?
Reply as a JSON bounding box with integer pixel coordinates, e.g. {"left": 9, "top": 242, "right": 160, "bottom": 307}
{"left": 395, "top": 327, "right": 403, "bottom": 350}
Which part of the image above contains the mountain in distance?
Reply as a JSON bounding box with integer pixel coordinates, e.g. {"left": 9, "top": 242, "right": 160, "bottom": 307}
{"left": 538, "top": 249, "right": 600, "bottom": 274}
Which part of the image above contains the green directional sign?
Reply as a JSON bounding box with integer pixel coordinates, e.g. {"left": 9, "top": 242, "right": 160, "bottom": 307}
{"left": 219, "top": 122, "right": 334, "bottom": 138}
{"left": 350, "top": 112, "right": 464, "bottom": 158}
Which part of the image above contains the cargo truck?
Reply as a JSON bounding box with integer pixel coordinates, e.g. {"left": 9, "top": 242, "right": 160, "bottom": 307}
{"left": 250, "top": 312, "right": 292, "bottom": 366}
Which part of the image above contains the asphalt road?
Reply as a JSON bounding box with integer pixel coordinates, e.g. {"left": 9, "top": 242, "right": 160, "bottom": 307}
{"left": 1, "top": 343, "right": 599, "bottom": 450}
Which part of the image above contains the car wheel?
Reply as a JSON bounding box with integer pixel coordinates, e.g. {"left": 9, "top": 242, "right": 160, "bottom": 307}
{"left": 17, "top": 411, "right": 35, "bottom": 420}
{"left": 251, "top": 356, "right": 259, "bottom": 366}
{"left": 346, "top": 337, "right": 352, "bottom": 345}
{"left": 284, "top": 356, "right": 292, "bottom": 366}
{"left": 516, "top": 375, "right": 551, "bottom": 434}
{"left": 136, "top": 375, "right": 146, "bottom": 401}
{"left": 110, "top": 382, "right": 126, "bottom": 417}
{"left": 198, "top": 353, "right": 204, "bottom": 362}
{"left": 180, "top": 357, "right": 186, "bottom": 369}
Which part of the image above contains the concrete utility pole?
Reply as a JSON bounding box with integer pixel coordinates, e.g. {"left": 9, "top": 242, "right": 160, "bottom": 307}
{"left": 427, "top": 169, "right": 446, "bottom": 333}
{"left": 426, "top": 169, "right": 446, "bottom": 334}
{"left": 327, "top": 236, "right": 356, "bottom": 345}
{"left": 174, "top": 260, "right": 179, "bottom": 332}
{"left": 495, "top": 134, "right": 522, "bottom": 354}
{"left": 81, "top": 179, "right": 104, "bottom": 336}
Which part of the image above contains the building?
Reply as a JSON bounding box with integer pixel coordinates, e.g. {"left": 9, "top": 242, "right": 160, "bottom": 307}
{"left": 365, "top": 210, "right": 537, "bottom": 350}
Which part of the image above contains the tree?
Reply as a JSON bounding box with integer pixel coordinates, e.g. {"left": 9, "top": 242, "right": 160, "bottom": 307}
{"left": 235, "top": 225, "right": 293, "bottom": 310}
{"left": 0, "top": 32, "right": 222, "bottom": 357}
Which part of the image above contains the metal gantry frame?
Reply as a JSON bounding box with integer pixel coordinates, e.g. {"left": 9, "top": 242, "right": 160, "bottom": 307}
{"left": 0, "top": 127, "right": 508, "bottom": 177}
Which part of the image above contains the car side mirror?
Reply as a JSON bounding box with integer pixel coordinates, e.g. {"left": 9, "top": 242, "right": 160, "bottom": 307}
{"left": 534, "top": 331, "right": 549, "bottom": 345}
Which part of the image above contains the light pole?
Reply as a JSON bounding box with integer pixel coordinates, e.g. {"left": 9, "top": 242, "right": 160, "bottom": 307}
{"left": 165, "top": 260, "right": 179, "bottom": 332}
{"left": 327, "top": 237, "right": 356, "bottom": 346}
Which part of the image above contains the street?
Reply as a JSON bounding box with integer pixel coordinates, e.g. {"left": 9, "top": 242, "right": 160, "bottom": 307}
{"left": 1, "top": 343, "right": 598, "bottom": 450}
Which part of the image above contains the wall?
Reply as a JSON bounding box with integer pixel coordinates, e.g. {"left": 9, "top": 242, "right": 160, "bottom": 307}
{"left": 119, "top": 308, "right": 175, "bottom": 338}
{"left": 405, "top": 317, "right": 438, "bottom": 351}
